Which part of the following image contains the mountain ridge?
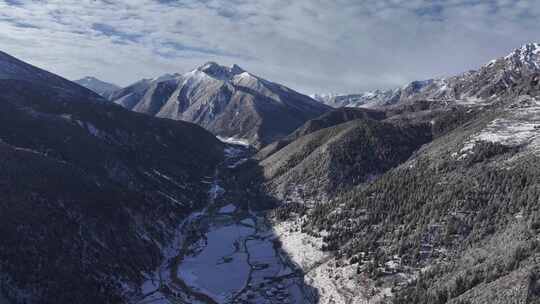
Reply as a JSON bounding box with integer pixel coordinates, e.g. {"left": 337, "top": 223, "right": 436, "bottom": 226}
{"left": 0, "top": 51, "right": 104, "bottom": 102}
{"left": 111, "top": 62, "right": 331, "bottom": 148}
{"left": 0, "top": 50, "right": 226, "bottom": 304}
{"left": 314, "top": 42, "right": 540, "bottom": 109}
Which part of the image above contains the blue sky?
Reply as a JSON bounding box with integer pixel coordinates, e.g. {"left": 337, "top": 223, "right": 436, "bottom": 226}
{"left": 0, "top": 0, "right": 539, "bottom": 93}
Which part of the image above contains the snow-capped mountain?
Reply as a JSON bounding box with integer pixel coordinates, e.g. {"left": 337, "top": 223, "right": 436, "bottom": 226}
{"left": 315, "top": 43, "right": 540, "bottom": 109}
{"left": 502, "top": 42, "right": 540, "bottom": 71}
{"left": 312, "top": 80, "right": 439, "bottom": 109}
{"left": 111, "top": 62, "right": 330, "bottom": 147}
{"left": 311, "top": 89, "right": 401, "bottom": 108}
{"left": 398, "top": 42, "right": 540, "bottom": 103}
{"left": 74, "top": 76, "right": 120, "bottom": 99}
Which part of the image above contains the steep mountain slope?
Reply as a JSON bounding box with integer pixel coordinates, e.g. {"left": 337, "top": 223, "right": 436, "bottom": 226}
{"left": 74, "top": 76, "right": 120, "bottom": 99}
{"left": 256, "top": 103, "right": 479, "bottom": 204}
{"left": 289, "top": 107, "right": 387, "bottom": 139}
{"left": 259, "top": 117, "right": 432, "bottom": 203}
{"left": 0, "top": 51, "right": 103, "bottom": 102}
{"left": 261, "top": 44, "right": 540, "bottom": 303}
{"left": 111, "top": 62, "right": 330, "bottom": 148}
{"left": 302, "top": 94, "right": 540, "bottom": 303}
{"left": 256, "top": 107, "right": 386, "bottom": 160}
{"left": 109, "top": 73, "right": 181, "bottom": 110}
{"left": 408, "top": 42, "right": 540, "bottom": 103}
{"left": 0, "top": 52, "right": 224, "bottom": 303}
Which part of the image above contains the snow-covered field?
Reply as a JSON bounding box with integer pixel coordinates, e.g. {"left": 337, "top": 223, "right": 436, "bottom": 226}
{"left": 273, "top": 220, "right": 371, "bottom": 304}
{"left": 138, "top": 144, "right": 317, "bottom": 304}
{"left": 273, "top": 219, "right": 396, "bottom": 304}
{"left": 174, "top": 208, "right": 320, "bottom": 304}
{"left": 459, "top": 96, "right": 540, "bottom": 158}
{"left": 246, "top": 239, "right": 282, "bottom": 281}
{"left": 273, "top": 221, "right": 327, "bottom": 270}
{"left": 179, "top": 224, "right": 254, "bottom": 302}
{"left": 473, "top": 119, "right": 539, "bottom": 147}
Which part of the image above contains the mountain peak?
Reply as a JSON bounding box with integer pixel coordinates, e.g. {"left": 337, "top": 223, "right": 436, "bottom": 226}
{"left": 197, "top": 61, "right": 246, "bottom": 80}
{"left": 198, "top": 61, "right": 227, "bottom": 73}
{"left": 503, "top": 42, "right": 540, "bottom": 69}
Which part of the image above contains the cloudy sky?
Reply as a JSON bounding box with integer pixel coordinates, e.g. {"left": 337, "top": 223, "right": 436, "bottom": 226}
{"left": 0, "top": 0, "right": 539, "bottom": 93}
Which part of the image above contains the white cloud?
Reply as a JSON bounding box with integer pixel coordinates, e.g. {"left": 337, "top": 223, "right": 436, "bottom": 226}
{"left": 0, "top": 0, "right": 539, "bottom": 94}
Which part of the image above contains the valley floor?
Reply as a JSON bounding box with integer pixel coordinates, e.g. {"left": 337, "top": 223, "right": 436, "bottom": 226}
{"left": 133, "top": 146, "right": 321, "bottom": 304}
{"left": 131, "top": 142, "right": 399, "bottom": 304}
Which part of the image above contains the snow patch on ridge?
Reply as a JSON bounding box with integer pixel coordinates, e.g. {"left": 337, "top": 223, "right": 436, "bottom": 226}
{"left": 217, "top": 136, "right": 251, "bottom": 147}
{"left": 458, "top": 96, "right": 540, "bottom": 158}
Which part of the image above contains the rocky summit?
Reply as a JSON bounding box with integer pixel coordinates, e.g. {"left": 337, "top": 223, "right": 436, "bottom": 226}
{"left": 110, "top": 62, "right": 330, "bottom": 148}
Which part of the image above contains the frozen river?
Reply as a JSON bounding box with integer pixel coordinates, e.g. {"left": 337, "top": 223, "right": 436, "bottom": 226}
{"left": 175, "top": 199, "right": 312, "bottom": 304}
{"left": 135, "top": 144, "right": 318, "bottom": 304}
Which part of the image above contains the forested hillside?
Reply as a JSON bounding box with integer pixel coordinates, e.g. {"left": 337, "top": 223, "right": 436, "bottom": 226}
{"left": 0, "top": 55, "right": 224, "bottom": 303}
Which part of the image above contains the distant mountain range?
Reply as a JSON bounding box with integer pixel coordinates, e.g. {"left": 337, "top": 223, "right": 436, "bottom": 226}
{"left": 313, "top": 43, "right": 540, "bottom": 109}
{"left": 74, "top": 76, "right": 120, "bottom": 99}
{"left": 311, "top": 89, "right": 401, "bottom": 108}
